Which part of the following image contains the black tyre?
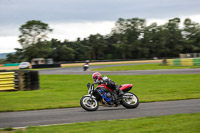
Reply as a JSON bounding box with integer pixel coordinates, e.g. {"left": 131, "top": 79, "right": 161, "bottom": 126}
{"left": 80, "top": 96, "right": 99, "bottom": 111}
{"left": 121, "top": 92, "right": 139, "bottom": 109}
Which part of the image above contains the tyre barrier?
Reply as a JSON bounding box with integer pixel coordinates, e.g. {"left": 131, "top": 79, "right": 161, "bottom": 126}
{"left": 163, "top": 58, "right": 200, "bottom": 66}
{"left": 0, "top": 72, "right": 15, "bottom": 91}
{"left": 0, "top": 70, "right": 39, "bottom": 91}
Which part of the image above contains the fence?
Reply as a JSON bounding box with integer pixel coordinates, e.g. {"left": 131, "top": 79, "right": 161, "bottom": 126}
{"left": 0, "top": 70, "right": 39, "bottom": 91}
{"left": 3, "top": 63, "right": 20, "bottom": 66}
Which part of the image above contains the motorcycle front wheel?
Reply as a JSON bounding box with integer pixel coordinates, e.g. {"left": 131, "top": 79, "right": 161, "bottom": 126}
{"left": 80, "top": 96, "right": 99, "bottom": 111}
{"left": 121, "top": 92, "right": 139, "bottom": 109}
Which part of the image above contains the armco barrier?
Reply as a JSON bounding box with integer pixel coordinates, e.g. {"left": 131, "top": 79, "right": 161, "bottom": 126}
{"left": 0, "top": 70, "right": 39, "bottom": 91}
{"left": 165, "top": 58, "right": 200, "bottom": 66}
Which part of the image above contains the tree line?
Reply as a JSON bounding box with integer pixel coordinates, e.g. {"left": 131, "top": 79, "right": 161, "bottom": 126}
{"left": 6, "top": 17, "right": 200, "bottom": 63}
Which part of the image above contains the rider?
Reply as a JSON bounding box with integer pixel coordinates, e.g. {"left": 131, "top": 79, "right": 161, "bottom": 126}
{"left": 92, "top": 72, "right": 124, "bottom": 97}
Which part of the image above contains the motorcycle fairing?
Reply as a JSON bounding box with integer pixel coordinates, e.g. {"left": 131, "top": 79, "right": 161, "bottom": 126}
{"left": 120, "top": 84, "right": 133, "bottom": 92}
{"left": 97, "top": 84, "right": 113, "bottom": 91}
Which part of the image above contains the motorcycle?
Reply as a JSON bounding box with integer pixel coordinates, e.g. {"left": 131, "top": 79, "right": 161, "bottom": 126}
{"left": 80, "top": 82, "right": 139, "bottom": 111}
{"left": 83, "top": 64, "right": 89, "bottom": 71}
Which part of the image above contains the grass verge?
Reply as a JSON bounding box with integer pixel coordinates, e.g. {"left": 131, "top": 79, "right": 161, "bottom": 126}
{"left": 91, "top": 63, "right": 200, "bottom": 71}
{"left": 0, "top": 74, "right": 199, "bottom": 112}
{"left": 7, "top": 113, "right": 200, "bottom": 133}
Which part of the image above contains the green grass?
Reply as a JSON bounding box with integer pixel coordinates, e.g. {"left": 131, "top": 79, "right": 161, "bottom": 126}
{"left": 0, "top": 127, "right": 13, "bottom": 131}
{"left": 91, "top": 63, "right": 200, "bottom": 71}
{"left": 10, "top": 113, "right": 200, "bottom": 133}
{"left": 0, "top": 74, "right": 200, "bottom": 112}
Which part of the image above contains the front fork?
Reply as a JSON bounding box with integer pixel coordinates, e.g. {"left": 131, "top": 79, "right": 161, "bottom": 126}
{"left": 84, "top": 94, "right": 96, "bottom": 103}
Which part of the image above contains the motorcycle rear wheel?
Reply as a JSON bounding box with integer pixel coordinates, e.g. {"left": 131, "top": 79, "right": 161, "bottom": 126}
{"left": 121, "top": 92, "right": 139, "bottom": 109}
{"left": 80, "top": 96, "right": 99, "bottom": 111}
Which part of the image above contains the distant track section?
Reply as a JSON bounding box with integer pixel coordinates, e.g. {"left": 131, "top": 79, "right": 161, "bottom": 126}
{"left": 39, "top": 66, "right": 200, "bottom": 75}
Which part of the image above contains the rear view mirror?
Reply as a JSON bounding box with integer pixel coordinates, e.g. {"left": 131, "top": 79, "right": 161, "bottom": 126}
{"left": 87, "top": 83, "right": 91, "bottom": 89}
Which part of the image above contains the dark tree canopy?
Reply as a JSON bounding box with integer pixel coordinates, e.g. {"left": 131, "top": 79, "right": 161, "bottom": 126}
{"left": 6, "top": 17, "right": 200, "bottom": 63}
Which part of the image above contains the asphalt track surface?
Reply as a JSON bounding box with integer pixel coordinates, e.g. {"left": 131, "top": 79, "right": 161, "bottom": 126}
{"left": 1, "top": 63, "right": 199, "bottom": 128}
{"left": 0, "top": 99, "right": 199, "bottom": 128}
{"left": 39, "top": 63, "right": 200, "bottom": 75}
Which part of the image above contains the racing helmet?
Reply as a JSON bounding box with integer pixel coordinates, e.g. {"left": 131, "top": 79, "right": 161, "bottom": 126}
{"left": 92, "top": 72, "right": 102, "bottom": 83}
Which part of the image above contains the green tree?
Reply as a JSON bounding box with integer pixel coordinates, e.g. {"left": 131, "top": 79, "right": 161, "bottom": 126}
{"left": 10, "top": 17, "right": 200, "bottom": 62}
{"left": 6, "top": 48, "right": 24, "bottom": 63}
{"left": 0, "top": 59, "right": 6, "bottom": 64}
{"left": 165, "top": 18, "right": 183, "bottom": 57}
{"left": 66, "top": 40, "right": 91, "bottom": 61}
{"left": 52, "top": 45, "right": 74, "bottom": 61}
{"left": 50, "top": 39, "right": 75, "bottom": 61}
{"left": 141, "top": 18, "right": 183, "bottom": 58}
{"left": 18, "top": 20, "right": 52, "bottom": 48}
{"left": 142, "top": 23, "right": 158, "bottom": 58}
{"left": 23, "top": 41, "right": 53, "bottom": 61}
{"left": 183, "top": 18, "right": 200, "bottom": 53}
{"left": 85, "top": 34, "right": 107, "bottom": 60}
{"left": 111, "top": 18, "right": 146, "bottom": 59}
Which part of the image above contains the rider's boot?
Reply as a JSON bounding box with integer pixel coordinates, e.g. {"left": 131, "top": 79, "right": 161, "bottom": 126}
{"left": 116, "top": 87, "right": 124, "bottom": 98}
